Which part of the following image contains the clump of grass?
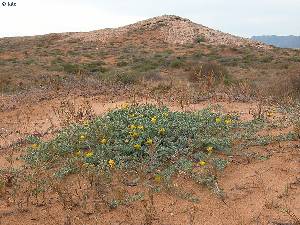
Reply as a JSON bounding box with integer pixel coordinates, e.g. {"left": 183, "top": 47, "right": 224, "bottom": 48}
{"left": 189, "top": 62, "right": 229, "bottom": 86}
{"left": 62, "top": 63, "right": 80, "bottom": 74}
{"left": 101, "top": 69, "right": 141, "bottom": 85}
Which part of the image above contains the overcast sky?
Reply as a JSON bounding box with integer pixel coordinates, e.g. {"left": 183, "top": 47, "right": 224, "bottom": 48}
{"left": 0, "top": 0, "right": 300, "bottom": 38}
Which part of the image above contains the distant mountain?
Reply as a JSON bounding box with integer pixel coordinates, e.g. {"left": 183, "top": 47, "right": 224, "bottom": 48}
{"left": 252, "top": 35, "right": 300, "bottom": 48}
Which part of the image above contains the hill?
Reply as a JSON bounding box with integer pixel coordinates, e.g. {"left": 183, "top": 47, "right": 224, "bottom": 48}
{"left": 70, "top": 15, "right": 267, "bottom": 48}
{"left": 0, "top": 15, "right": 299, "bottom": 103}
{"left": 252, "top": 35, "right": 300, "bottom": 48}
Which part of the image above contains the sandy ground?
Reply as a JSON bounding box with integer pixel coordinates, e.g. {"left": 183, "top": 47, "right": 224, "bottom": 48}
{"left": 0, "top": 95, "right": 299, "bottom": 225}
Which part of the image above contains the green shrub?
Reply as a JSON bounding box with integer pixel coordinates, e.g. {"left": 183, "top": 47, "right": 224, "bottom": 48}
{"left": 116, "top": 60, "right": 129, "bottom": 67}
{"left": 132, "top": 55, "right": 169, "bottom": 72}
{"left": 242, "top": 54, "right": 257, "bottom": 64}
{"left": 23, "top": 105, "right": 241, "bottom": 204}
{"left": 133, "top": 58, "right": 160, "bottom": 72}
{"left": 170, "top": 58, "right": 184, "bottom": 68}
{"left": 260, "top": 55, "right": 274, "bottom": 63}
{"left": 101, "top": 69, "right": 140, "bottom": 85}
{"left": 62, "top": 63, "right": 80, "bottom": 74}
{"left": 115, "top": 71, "right": 140, "bottom": 84}
{"left": 218, "top": 57, "right": 240, "bottom": 66}
{"left": 18, "top": 104, "right": 299, "bottom": 208}
{"left": 195, "top": 36, "right": 205, "bottom": 44}
{"left": 83, "top": 61, "right": 107, "bottom": 73}
{"left": 289, "top": 56, "right": 300, "bottom": 62}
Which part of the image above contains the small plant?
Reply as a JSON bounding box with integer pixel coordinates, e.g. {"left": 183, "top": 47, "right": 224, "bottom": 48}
{"left": 169, "top": 58, "right": 184, "bottom": 68}
{"left": 62, "top": 63, "right": 80, "bottom": 74}
{"left": 117, "top": 60, "right": 129, "bottom": 67}
{"left": 195, "top": 36, "right": 205, "bottom": 44}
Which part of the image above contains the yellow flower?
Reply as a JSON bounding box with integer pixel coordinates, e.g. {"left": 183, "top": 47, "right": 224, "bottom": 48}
{"left": 207, "top": 146, "right": 213, "bottom": 153}
{"left": 146, "top": 138, "right": 153, "bottom": 145}
{"left": 121, "top": 103, "right": 129, "bottom": 109}
{"left": 75, "top": 150, "right": 82, "bottom": 157}
{"left": 163, "top": 112, "right": 169, "bottom": 117}
{"left": 85, "top": 152, "right": 94, "bottom": 158}
{"left": 79, "top": 135, "right": 86, "bottom": 141}
{"left": 137, "top": 125, "right": 144, "bottom": 130}
{"left": 130, "top": 132, "right": 139, "bottom": 138}
{"left": 224, "top": 119, "right": 232, "bottom": 125}
{"left": 159, "top": 128, "right": 166, "bottom": 135}
{"left": 266, "top": 111, "right": 274, "bottom": 117}
{"left": 129, "top": 113, "right": 136, "bottom": 118}
{"left": 134, "top": 144, "right": 141, "bottom": 150}
{"left": 129, "top": 124, "right": 137, "bottom": 130}
{"left": 108, "top": 159, "right": 115, "bottom": 168}
{"left": 83, "top": 120, "right": 89, "bottom": 126}
{"left": 154, "top": 174, "right": 162, "bottom": 183}
{"left": 31, "top": 144, "right": 39, "bottom": 149}
{"left": 100, "top": 138, "right": 107, "bottom": 145}
{"left": 151, "top": 116, "right": 157, "bottom": 124}
{"left": 199, "top": 161, "right": 207, "bottom": 166}
{"left": 215, "top": 117, "right": 222, "bottom": 123}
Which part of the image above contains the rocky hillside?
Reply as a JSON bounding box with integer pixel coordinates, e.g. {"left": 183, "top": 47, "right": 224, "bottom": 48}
{"left": 70, "top": 15, "right": 268, "bottom": 48}
{"left": 2, "top": 15, "right": 300, "bottom": 100}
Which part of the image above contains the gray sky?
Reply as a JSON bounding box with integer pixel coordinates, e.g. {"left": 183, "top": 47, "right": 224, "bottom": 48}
{"left": 0, "top": 0, "right": 300, "bottom": 38}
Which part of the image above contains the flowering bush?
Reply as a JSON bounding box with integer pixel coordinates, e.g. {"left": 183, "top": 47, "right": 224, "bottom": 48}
{"left": 24, "top": 104, "right": 239, "bottom": 202}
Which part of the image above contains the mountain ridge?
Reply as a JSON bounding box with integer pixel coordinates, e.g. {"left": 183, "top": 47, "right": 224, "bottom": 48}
{"left": 252, "top": 35, "right": 300, "bottom": 48}
{"left": 0, "top": 15, "right": 269, "bottom": 49}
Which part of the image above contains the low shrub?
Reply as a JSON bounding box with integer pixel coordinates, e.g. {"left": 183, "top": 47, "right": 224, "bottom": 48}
{"left": 101, "top": 69, "right": 141, "bottom": 85}
{"left": 189, "top": 62, "right": 228, "bottom": 85}
{"left": 62, "top": 63, "right": 80, "bottom": 74}
{"left": 23, "top": 105, "right": 239, "bottom": 204}
{"left": 5, "top": 104, "right": 298, "bottom": 211}
{"left": 169, "top": 58, "right": 184, "bottom": 68}
{"left": 195, "top": 36, "right": 205, "bottom": 44}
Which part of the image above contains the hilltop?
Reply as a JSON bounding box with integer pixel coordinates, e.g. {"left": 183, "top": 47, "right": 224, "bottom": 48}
{"left": 70, "top": 15, "right": 267, "bottom": 48}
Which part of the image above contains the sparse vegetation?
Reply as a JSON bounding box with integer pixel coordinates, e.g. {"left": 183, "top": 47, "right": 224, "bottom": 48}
{"left": 189, "top": 62, "right": 229, "bottom": 86}
{"left": 1, "top": 15, "right": 300, "bottom": 225}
